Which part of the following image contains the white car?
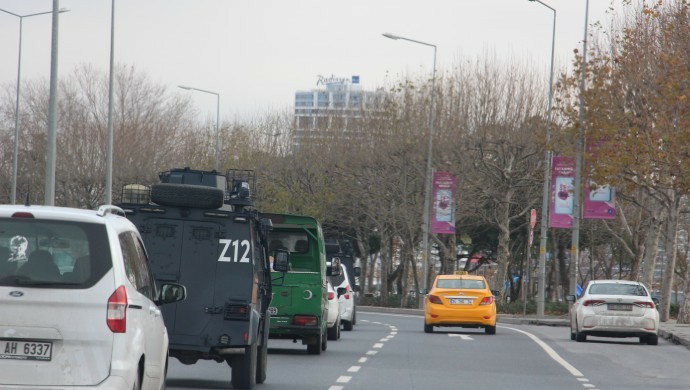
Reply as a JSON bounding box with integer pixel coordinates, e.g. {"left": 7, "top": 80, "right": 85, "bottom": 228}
{"left": 330, "top": 264, "right": 356, "bottom": 331}
{"left": 0, "top": 204, "right": 186, "bottom": 389}
{"left": 326, "top": 281, "right": 341, "bottom": 340}
{"left": 567, "top": 279, "right": 659, "bottom": 345}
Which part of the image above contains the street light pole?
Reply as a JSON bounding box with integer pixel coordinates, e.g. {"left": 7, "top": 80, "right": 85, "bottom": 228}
{"left": 178, "top": 85, "right": 221, "bottom": 171}
{"left": 528, "top": 0, "right": 556, "bottom": 317}
{"left": 45, "top": 0, "right": 62, "bottom": 206}
{"left": 105, "top": 0, "right": 115, "bottom": 205}
{"left": 571, "top": 0, "right": 591, "bottom": 297}
{"left": 0, "top": 7, "right": 68, "bottom": 204}
{"left": 382, "top": 32, "right": 437, "bottom": 294}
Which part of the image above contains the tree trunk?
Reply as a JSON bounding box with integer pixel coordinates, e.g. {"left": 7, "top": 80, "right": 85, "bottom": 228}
{"left": 640, "top": 212, "right": 663, "bottom": 291}
{"left": 659, "top": 194, "right": 680, "bottom": 322}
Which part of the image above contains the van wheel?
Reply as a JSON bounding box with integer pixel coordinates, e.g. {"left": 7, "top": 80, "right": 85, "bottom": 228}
{"left": 230, "top": 343, "right": 257, "bottom": 389}
{"left": 151, "top": 183, "right": 224, "bottom": 209}
{"left": 307, "top": 334, "right": 322, "bottom": 355}
{"left": 328, "top": 319, "right": 340, "bottom": 340}
{"left": 343, "top": 319, "right": 353, "bottom": 331}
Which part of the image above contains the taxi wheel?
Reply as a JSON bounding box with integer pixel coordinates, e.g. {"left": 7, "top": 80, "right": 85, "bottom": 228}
{"left": 485, "top": 325, "right": 496, "bottom": 335}
{"left": 424, "top": 323, "right": 433, "bottom": 333}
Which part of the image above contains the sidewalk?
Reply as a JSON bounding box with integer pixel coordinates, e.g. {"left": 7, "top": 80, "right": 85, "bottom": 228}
{"left": 358, "top": 306, "right": 690, "bottom": 349}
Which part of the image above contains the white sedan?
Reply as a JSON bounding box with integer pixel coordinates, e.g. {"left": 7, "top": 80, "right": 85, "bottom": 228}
{"left": 567, "top": 280, "right": 659, "bottom": 345}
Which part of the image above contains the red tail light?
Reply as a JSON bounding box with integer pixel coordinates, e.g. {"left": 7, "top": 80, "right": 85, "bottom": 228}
{"left": 583, "top": 299, "right": 606, "bottom": 306}
{"left": 480, "top": 296, "right": 494, "bottom": 305}
{"left": 11, "top": 212, "right": 34, "bottom": 218}
{"left": 428, "top": 295, "right": 443, "bottom": 304}
{"left": 328, "top": 292, "right": 335, "bottom": 300}
{"left": 107, "top": 286, "right": 128, "bottom": 333}
{"left": 634, "top": 301, "right": 655, "bottom": 308}
{"left": 293, "top": 315, "right": 318, "bottom": 326}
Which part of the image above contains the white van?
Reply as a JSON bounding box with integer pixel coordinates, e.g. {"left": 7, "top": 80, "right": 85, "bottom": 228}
{"left": 0, "top": 205, "right": 185, "bottom": 389}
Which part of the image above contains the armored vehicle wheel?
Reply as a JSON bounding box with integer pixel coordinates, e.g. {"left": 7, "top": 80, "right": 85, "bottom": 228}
{"left": 151, "top": 183, "right": 224, "bottom": 209}
{"left": 230, "top": 343, "right": 257, "bottom": 389}
{"left": 256, "top": 334, "right": 268, "bottom": 383}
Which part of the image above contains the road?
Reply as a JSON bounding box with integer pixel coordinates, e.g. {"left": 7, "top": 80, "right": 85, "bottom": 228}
{"left": 166, "top": 311, "right": 690, "bottom": 390}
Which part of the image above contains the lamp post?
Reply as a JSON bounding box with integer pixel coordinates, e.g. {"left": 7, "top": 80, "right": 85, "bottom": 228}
{"left": 178, "top": 85, "right": 221, "bottom": 171}
{"left": 571, "top": 0, "right": 591, "bottom": 298}
{"left": 105, "top": 0, "right": 115, "bottom": 205}
{"left": 382, "top": 32, "right": 437, "bottom": 295}
{"left": 528, "top": 0, "right": 556, "bottom": 317}
{"left": 0, "top": 7, "right": 69, "bottom": 204}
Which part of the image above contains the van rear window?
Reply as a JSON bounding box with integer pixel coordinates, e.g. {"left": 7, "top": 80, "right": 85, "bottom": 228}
{"left": 0, "top": 219, "right": 112, "bottom": 288}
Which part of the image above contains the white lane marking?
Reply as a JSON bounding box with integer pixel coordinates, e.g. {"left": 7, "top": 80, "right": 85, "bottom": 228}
{"left": 358, "top": 357, "right": 368, "bottom": 363}
{"left": 582, "top": 385, "right": 595, "bottom": 388}
{"left": 380, "top": 338, "right": 389, "bottom": 342}
{"left": 373, "top": 343, "right": 384, "bottom": 348}
{"left": 336, "top": 376, "right": 351, "bottom": 383}
{"left": 328, "top": 386, "right": 344, "bottom": 390}
{"left": 348, "top": 366, "right": 361, "bottom": 373}
{"left": 577, "top": 378, "right": 589, "bottom": 382}
{"left": 501, "top": 326, "right": 584, "bottom": 377}
{"left": 366, "top": 350, "right": 378, "bottom": 355}
{"left": 391, "top": 331, "right": 398, "bottom": 335}
{"left": 448, "top": 334, "right": 473, "bottom": 340}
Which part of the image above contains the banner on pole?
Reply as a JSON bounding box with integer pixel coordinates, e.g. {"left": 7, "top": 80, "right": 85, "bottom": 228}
{"left": 583, "top": 140, "right": 616, "bottom": 220}
{"left": 431, "top": 171, "right": 456, "bottom": 234}
{"left": 549, "top": 156, "right": 575, "bottom": 229}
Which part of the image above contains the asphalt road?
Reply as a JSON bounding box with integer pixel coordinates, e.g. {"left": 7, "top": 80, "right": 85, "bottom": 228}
{"left": 166, "top": 311, "right": 690, "bottom": 390}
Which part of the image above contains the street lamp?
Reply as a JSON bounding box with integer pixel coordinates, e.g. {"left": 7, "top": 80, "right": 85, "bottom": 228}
{"left": 528, "top": 0, "right": 556, "bottom": 317}
{"left": 178, "top": 85, "right": 221, "bottom": 171}
{"left": 383, "top": 32, "right": 437, "bottom": 295}
{"left": 0, "top": 7, "right": 69, "bottom": 204}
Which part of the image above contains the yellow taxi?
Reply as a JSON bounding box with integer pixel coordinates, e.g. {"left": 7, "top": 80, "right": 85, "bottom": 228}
{"left": 424, "top": 272, "right": 497, "bottom": 334}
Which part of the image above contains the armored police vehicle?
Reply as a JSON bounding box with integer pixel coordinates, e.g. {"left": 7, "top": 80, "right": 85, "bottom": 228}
{"left": 120, "top": 167, "right": 283, "bottom": 389}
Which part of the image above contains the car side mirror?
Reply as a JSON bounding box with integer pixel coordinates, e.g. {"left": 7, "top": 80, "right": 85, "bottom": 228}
{"left": 491, "top": 290, "right": 500, "bottom": 297}
{"left": 652, "top": 297, "right": 660, "bottom": 305}
{"left": 353, "top": 285, "right": 361, "bottom": 293}
{"left": 419, "top": 288, "right": 429, "bottom": 295}
{"left": 336, "top": 287, "right": 347, "bottom": 297}
{"left": 565, "top": 294, "right": 576, "bottom": 302}
{"left": 273, "top": 249, "right": 290, "bottom": 272}
{"left": 353, "top": 266, "right": 362, "bottom": 277}
{"left": 157, "top": 283, "right": 187, "bottom": 305}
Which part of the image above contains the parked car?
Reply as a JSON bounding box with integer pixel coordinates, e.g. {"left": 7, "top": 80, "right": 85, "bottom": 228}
{"left": 423, "top": 272, "right": 497, "bottom": 335}
{"left": 0, "top": 204, "right": 186, "bottom": 389}
{"left": 329, "top": 262, "right": 358, "bottom": 331}
{"left": 566, "top": 279, "right": 659, "bottom": 345}
{"left": 326, "top": 281, "right": 341, "bottom": 340}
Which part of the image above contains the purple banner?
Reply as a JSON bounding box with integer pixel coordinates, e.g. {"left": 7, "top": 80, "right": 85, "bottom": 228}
{"left": 583, "top": 182, "right": 616, "bottom": 219}
{"left": 549, "top": 156, "right": 575, "bottom": 229}
{"left": 431, "top": 171, "right": 456, "bottom": 234}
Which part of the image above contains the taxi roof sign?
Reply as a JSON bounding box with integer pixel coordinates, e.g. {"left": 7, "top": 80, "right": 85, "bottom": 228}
{"left": 454, "top": 271, "right": 469, "bottom": 275}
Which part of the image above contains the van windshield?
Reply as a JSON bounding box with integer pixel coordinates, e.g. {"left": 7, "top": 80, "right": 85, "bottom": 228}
{"left": 0, "top": 219, "right": 112, "bottom": 288}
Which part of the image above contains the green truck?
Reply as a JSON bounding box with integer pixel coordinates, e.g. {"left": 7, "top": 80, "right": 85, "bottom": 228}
{"left": 262, "top": 213, "right": 335, "bottom": 355}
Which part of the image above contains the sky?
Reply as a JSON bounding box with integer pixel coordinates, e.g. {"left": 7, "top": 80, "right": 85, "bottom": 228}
{"left": 0, "top": 0, "right": 632, "bottom": 122}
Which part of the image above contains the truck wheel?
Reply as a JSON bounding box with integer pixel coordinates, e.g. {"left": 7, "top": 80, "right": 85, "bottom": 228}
{"left": 321, "top": 330, "right": 328, "bottom": 351}
{"left": 230, "top": 343, "right": 257, "bottom": 389}
{"left": 307, "top": 334, "right": 322, "bottom": 355}
{"left": 151, "top": 183, "right": 224, "bottom": 209}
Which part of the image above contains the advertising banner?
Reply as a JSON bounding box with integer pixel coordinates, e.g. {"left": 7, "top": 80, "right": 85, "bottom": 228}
{"left": 549, "top": 156, "right": 575, "bottom": 229}
{"left": 431, "top": 171, "right": 456, "bottom": 234}
{"left": 583, "top": 139, "right": 617, "bottom": 220}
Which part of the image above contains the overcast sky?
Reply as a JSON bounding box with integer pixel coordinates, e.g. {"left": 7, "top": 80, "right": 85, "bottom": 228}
{"left": 0, "top": 0, "right": 631, "bottom": 122}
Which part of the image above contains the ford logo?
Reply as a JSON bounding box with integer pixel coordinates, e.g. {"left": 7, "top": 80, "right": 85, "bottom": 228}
{"left": 9, "top": 291, "right": 24, "bottom": 297}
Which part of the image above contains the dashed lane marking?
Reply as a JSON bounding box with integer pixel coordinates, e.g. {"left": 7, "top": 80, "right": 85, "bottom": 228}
{"left": 348, "top": 366, "right": 361, "bottom": 373}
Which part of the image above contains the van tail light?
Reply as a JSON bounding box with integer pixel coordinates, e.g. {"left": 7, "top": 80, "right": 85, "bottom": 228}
{"left": 479, "top": 296, "right": 494, "bottom": 305}
{"left": 428, "top": 295, "right": 443, "bottom": 304}
{"left": 328, "top": 292, "right": 335, "bottom": 300}
{"left": 634, "top": 301, "right": 655, "bottom": 309}
{"left": 583, "top": 300, "right": 606, "bottom": 306}
{"left": 107, "top": 286, "right": 128, "bottom": 333}
{"left": 293, "top": 315, "right": 318, "bottom": 326}
{"left": 11, "top": 212, "right": 34, "bottom": 218}
{"left": 344, "top": 286, "right": 351, "bottom": 299}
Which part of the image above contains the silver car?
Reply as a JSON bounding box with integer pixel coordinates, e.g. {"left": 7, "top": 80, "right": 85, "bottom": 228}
{"left": 0, "top": 205, "right": 186, "bottom": 389}
{"left": 567, "top": 280, "right": 659, "bottom": 345}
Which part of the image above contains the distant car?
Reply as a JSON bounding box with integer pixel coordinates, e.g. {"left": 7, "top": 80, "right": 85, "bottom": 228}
{"left": 423, "top": 272, "right": 497, "bottom": 335}
{"left": 326, "top": 281, "right": 341, "bottom": 340}
{"left": 566, "top": 279, "right": 659, "bottom": 345}
{"left": 0, "top": 205, "right": 186, "bottom": 389}
{"left": 330, "top": 263, "right": 357, "bottom": 331}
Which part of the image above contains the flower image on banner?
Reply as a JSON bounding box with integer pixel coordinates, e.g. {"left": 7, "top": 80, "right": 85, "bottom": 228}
{"left": 431, "top": 172, "right": 456, "bottom": 234}
{"left": 549, "top": 156, "right": 575, "bottom": 229}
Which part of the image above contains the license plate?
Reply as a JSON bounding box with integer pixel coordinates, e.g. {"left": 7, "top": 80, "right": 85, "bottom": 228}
{"left": 268, "top": 307, "right": 278, "bottom": 315}
{"left": 608, "top": 303, "right": 632, "bottom": 311}
{"left": 449, "top": 298, "right": 473, "bottom": 305}
{"left": 0, "top": 339, "right": 52, "bottom": 361}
